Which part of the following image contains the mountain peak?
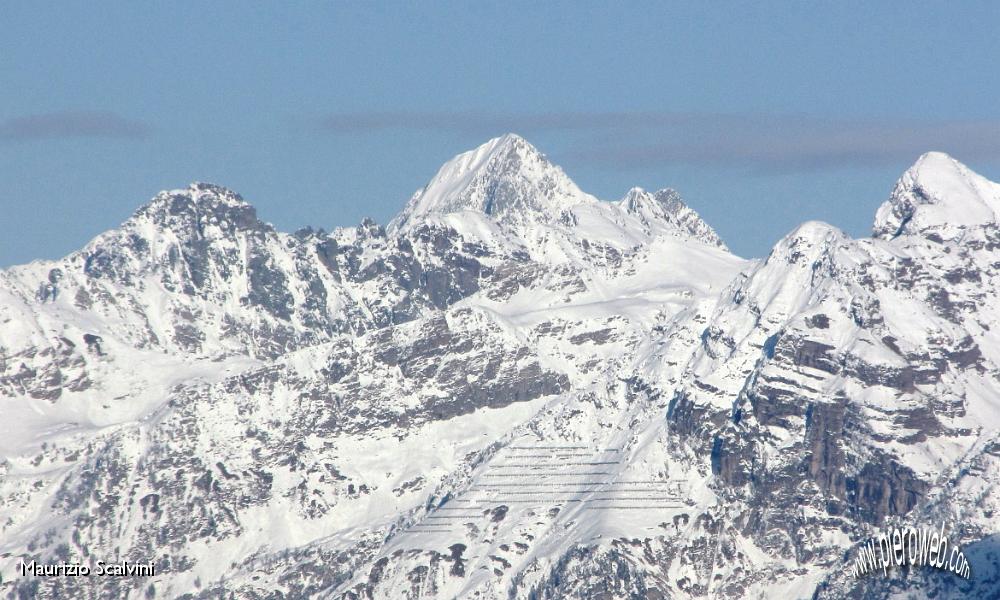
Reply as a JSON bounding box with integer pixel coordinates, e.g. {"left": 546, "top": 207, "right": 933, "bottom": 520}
{"left": 131, "top": 182, "right": 267, "bottom": 236}
{"left": 389, "top": 134, "right": 591, "bottom": 231}
{"left": 138, "top": 182, "right": 250, "bottom": 212}
{"left": 617, "top": 187, "right": 728, "bottom": 250}
{"left": 873, "top": 152, "right": 1000, "bottom": 240}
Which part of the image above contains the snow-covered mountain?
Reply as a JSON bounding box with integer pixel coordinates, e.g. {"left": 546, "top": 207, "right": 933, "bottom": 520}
{"left": 1, "top": 137, "right": 997, "bottom": 599}
{"left": 391, "top": 134, "right": 727, "bottom": 261}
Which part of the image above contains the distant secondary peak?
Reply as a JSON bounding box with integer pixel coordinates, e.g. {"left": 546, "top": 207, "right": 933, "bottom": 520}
{"left": 620, "top": 187, "right": 685, "bottom": 214}
{"left": 617, "top": 186, "right": 727, "bottom": 250}
{"left": 140, "top": 182, "right": 250, "bottom": 211}
{"left": 132, "top": 182, "right": 267, "bottom": 235}
{"left": 768, "top": 220, "right": 846, "bottom": 266}
{"left": 189, "top": 182, "right": 249, "bottom": 204}
{"left": 873, "top": 152, "right": 1000, "bottom": 240}
{"left": 389, "top": 133, "right": 592, "bottom": 231}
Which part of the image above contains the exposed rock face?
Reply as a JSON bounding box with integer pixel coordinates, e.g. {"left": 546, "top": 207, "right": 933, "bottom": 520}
{"left": 1, "top": 139, "right": 998, "bottom": 599}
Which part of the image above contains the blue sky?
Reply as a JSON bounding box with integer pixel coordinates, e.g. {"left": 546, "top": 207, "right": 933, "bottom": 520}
{"left": 1, "top": 2, "right": 999, "bottom": 265}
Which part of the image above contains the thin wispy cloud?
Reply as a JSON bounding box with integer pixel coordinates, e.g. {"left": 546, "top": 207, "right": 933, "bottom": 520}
{"left": 0, "top": 110, "right": 151, "bottom": 141}
{"left": 313, "top": 110, "right": 1000, "bottom": 172}
{"left": 568, "top": 117, "right": 1000, "bottom": 172}
{"left": 315, "top": 111, "right": 681, "bottom": 134}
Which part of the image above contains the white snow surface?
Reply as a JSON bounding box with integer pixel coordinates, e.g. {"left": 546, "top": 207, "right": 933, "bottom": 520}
{"left": 874, "top": 151, "right": 1000, "bottom": 239}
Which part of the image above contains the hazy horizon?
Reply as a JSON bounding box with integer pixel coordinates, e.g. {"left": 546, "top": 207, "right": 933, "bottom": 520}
{"left": 2, "top": 2, "right": 999, "bottom": 265}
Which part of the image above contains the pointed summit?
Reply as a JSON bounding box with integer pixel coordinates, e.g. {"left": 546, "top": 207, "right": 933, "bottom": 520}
{"left": 873, "top": 152, "right": 1000, "bottom": 240}
{"left": 617, "top": 187, "right": 727, "bottom": 249}
{"left": 389, "top": 134, "right": 592, "bottom": 231}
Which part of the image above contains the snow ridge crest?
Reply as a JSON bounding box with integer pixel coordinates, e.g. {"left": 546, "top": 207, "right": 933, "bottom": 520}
{"left": 390, "top": 133, "right": 591, "bottom": 231}
{"left": 873, "top": 151, "right": 1000, "bottom": 240}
